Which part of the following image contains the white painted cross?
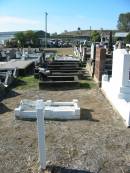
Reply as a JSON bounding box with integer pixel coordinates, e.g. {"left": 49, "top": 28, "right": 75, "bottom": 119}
{"left": 36, "top": 100, "right": 46, "bottom": 170}
{"left": 15, "top": 99, "right": 80, "bottom": 169}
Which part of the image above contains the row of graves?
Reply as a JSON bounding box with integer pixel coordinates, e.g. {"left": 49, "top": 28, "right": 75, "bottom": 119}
{"left": 0, "top": 48, "right": 45, "bottom": 99}
{"left": 0, "top": 48, "right": 44, "bottom": 66}
{"left": 74, "top": 40, "right": 113, "bottom": 86}
{"left": 87, "top": 43, "right": 113, "bottom": 86}
{"left": 14, "top": 52, "right": 85, "bottom": 170}
{"left": 13, "top": 45, "right": 117, "bottom": 171}
{"left": 14, "top": 52, "right": 83, "bottom": 170}
{"left": 13, "top": 46, "right": 130, "bottom": 170}
{"left": 74, "top": 39, "right": 130, "bottom": 127}
{"left": 76, "top": 41, "right": 130, "bottom": 127}
{"left": 34, "top": 54, "right": 86, "bottom": 89}
{"left": 87, "top": 41, "right": 130, "bottom": 87}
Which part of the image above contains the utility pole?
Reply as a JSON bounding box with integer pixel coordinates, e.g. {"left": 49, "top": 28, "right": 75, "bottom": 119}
{"left": 45, "top": 12, "right": 48, "bottom": 48}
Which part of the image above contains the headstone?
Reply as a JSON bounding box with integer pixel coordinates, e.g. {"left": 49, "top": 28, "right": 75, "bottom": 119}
{"left": 82, "top": 47, "right": 87, "bottom": 61}
{"left": 9, "top": 49, "right": 16, "bottom": 59}
{"left": 91, "top": 43, "right": 96, "bottom": 60}
{"left": 16, "top": 50, "right": 21, "bottom": 59}
{"left": 1, "top": 51, "right": 6, "bottom": 60}
{"left": 110, "top": 49, "right": 130, "bottom": 101}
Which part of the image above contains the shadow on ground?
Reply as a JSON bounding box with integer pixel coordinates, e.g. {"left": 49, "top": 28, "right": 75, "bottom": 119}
{"left": 45, "top": 165, "right": 94, "bottom": 173}
{"left": 39, "top": 83, "right": 93, "bottom": 91}
{"left": 0, "top": 88, "right": 20, "bottom": 102}
{"left": 80, "top": 108, "right": 99, "bottom": 122}
{"left": 11, "top": 79, "right": 27, "bottom": 88}
{"left": 79, "top": 83, "right": 91, "bottom": 89}
{"left": 4, "top": 89, "right": 20, "bottom": 99}
{"left": 0, "top": 103, "right": 12, "bottom": 114}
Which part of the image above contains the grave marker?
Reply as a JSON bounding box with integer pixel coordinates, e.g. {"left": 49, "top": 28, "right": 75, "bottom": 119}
{"left": 36, "top": 100, "right": 46, "bottom": 170}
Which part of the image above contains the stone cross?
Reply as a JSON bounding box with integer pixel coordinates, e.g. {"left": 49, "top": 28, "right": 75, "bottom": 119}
{"left": 36, "top": 100, "right": 46, "bottom": 170}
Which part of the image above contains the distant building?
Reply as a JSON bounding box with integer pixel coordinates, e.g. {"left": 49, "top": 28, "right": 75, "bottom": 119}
{"left": 35, "top": 30, "right": 50, "bottom": 46}
{"left": 0, "top": 31, "right": 16, "bottom": 45}
{"left": 59, "top": 29, "right": 118, "bottom": 42}
{"left": 0, "top": 30, "right": 50, "bottom": 46}
{"left": 114, "top": 32, "right": 129, "bottom": 40}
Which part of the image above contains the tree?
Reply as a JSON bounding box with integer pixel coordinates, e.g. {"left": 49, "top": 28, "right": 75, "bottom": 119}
{"left": 15, "top": 32, "right": 25, "bottom": 46}
{"left": 126, "top": 32, "right": 130, "bottom": 43}
{"left": 91, "top": 31, "right": 101, "bottom": 42}
{"left": 15, "top": 30, "right": 38, "bottom": 47}
{"left": 24, "top": 30, "right": 37, "bottom": 45}
{"left": 51, "top": 32, "right": 58, "bottom": 36}
{"left": 15, "top": 30, "right": 51, "bottom": 47}
{"left": 117, "top": 13, "right": 130, "bottom": 31}
{"left": 77, "top": 27, "right": 81, "bottom": 31}
{"left": 64, "top": 30, "right": 68, "bottom": 33}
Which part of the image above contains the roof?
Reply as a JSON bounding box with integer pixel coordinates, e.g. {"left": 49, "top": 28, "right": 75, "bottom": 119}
{"left": 114, "top": 32, "right": 129, "bottom": 37}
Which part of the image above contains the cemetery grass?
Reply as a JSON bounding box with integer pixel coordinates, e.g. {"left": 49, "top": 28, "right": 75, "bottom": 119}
{"left": 12, "top": 75, "right": 39, "bottom": 90}
{"left": 80, "top": 79, "right": 96, "bottom": 89}
{"left": 44, "top": 48, "right": 74, "bottom": 56}
{"left": 12, "top": 75, "right": 96, "bottom": 90}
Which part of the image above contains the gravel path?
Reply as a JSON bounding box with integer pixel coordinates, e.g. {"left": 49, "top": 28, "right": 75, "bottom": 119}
{"left": 0, "top": 88, "right": 130, "bottom": 173}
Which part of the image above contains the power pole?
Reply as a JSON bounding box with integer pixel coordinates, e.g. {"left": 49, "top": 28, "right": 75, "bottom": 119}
{"left": 45, "top": 12, "right": 48, "bottom": 48}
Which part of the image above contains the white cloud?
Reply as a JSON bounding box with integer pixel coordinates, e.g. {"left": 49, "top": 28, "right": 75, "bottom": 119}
{"left": 0, "top": 15, "right": 116, "bottom": 33}
{"left": 0, "top": 16, "right": 41, "bottom": 31}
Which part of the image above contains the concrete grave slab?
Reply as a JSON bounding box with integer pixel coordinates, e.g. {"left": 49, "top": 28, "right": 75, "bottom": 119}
{"left": 15, "top": 99, "right": 80, "bottom": 120}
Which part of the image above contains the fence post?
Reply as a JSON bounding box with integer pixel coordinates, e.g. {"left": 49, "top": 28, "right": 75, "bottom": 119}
{"left": 36, "top": 100, "right": 46, "bottom": 170}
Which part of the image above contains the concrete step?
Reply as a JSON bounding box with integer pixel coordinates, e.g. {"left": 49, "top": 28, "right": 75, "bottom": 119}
{"left": 50, "top": 69, "right": 81, "bottom": 73}
{"left": 48, "top": 67, "right": 82, "bottom": 70}
{"left": 39, "top": 80, "right": 80, "bottom": 89}
{"left": 50, "top": 62, "right": 80, "bottom": 65}
{"left": 47, "top": 75, "right": 78, "bottom": 81}
{"left": 52, "top": 72, "right": 80, "bottom": 76}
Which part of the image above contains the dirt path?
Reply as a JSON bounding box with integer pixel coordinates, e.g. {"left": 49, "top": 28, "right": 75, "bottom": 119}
{"left": 0, "top": 88, "right": 130, "bottom": 173}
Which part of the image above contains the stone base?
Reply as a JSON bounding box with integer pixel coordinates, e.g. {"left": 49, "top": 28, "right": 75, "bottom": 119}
{"left": 119, "top": 86, "right": 130, "bottom": 102}
{"left": 15, "top": 99, "right": 80, "bottom": 120}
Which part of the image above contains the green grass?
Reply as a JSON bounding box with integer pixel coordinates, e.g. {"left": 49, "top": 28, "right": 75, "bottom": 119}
{"left": 12, "top": 75, "right": 38, "bottom": 90}
{"left": 44, "top": 48, "right": 74, "bottom": 56}
{"left": 80, "top": 79, "right": 97, "bottom": 89}
{"left": 12, "top": 75, "right": 96, "bottom": 90}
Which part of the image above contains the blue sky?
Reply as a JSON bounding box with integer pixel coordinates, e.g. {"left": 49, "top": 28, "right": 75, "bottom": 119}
{"left": 0, "top": 0, "right": 130, "bottom": 33}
